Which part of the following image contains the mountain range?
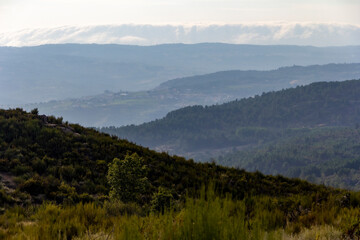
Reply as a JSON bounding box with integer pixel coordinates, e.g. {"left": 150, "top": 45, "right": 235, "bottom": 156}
{"left": 2, "top": 43, "right": 360, "bottom": 106}
{"left": 24, "top": 63, "right": 360, "bottom": 126}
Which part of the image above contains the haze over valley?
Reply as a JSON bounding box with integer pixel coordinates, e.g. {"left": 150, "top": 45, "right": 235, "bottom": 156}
{"left": 22, "top": 62, "right": 360, "bottom": 126}
{"left": 2, "top": 43, "right": 360, "bottom": 106}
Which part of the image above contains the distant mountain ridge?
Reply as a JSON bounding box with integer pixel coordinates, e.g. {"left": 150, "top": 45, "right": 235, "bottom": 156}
{"left": 2, "top": 43, "right": 360, "bottom": 105}
{"left": 24, "top": 63, "right": 360, "bottom": 126}
{"left": 158, "top": 63, "right": 360, "bottom": 93}
{"left": 1, "top": 23, "right": 360, "bottom": 46}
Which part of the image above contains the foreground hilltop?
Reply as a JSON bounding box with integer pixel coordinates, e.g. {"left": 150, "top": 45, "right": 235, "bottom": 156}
{"left": 0, "top": 108, "right": 329, "bottom": 206}
{"left": 2, "top": 109, "right": 360, "bottom": 239}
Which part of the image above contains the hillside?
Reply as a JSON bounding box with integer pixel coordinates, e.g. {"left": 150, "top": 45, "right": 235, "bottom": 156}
{"left": 25, "top": 63, "right": 360, "bottom": 126}
{"left": 158, "top": 63, "right": 360, "bottom": 93}
{"left": 0, "top": 108, "right": 327, "bottom": 206}
{"left": 3, "top": 109, "right": 360, "bottom": 239}
{"left": 102, "top": 79, "right": 360, "bottom": 189}
{"left": 104, "top": 79, "right": 360, "bottom": 150}
{"left": 217, "top": 127, "right": 360, "bottom": 190}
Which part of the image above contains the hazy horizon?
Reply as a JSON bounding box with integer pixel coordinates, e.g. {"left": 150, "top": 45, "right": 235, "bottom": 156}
{"left": 1, "top": 0, "right": 359, "bottom": 46}
{"left": 1, "top": 23, "right": 360, "bottom": 47}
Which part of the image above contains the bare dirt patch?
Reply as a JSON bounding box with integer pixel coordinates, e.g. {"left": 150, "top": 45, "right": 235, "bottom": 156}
{"left": 0, "top": 172, "right": 16, "bottom": 190}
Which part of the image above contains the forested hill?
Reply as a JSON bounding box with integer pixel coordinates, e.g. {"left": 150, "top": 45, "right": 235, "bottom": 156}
{"left": 218, "top": 127, "right": 360, "bottom": 190}
{"left": 2, "top": 110, "right": 360, "bottom": 240}
{"left": 0, "top": 108, "right": 329, "bottom": 206}
{"left": 158, "top": 63, "right": 360, "bottom": 93}
{"left": 103, "top": 79, "right": 360, "bottom": 152}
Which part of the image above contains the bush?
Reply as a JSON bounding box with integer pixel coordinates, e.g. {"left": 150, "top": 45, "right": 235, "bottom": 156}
{"left": 107, "top": 153, "right": 149, "bottom": 203}
{"left": 103, "top": 200, "right": 143, "bottom": 217}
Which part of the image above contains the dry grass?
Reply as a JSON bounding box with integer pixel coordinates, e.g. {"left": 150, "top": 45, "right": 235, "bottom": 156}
{"left": 283, "top": 225, "right": 342, "bottom": 240}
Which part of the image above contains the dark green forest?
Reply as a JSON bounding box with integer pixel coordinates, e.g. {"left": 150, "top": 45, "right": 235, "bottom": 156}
{"left": 101, "top": 79, "right": 360, "bottom": 191}
{"left": 217, "top": 127, "right": 360, "bottom": 190}
{"left": 104, "top": 79, "right": 360, "bottom": 152}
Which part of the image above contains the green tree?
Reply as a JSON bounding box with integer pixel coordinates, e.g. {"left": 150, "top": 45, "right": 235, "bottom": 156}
{"left": 107, "top": 153, "right": 148, "bottom": 203}
{"left": 150, "top": 187, "right": 173, "bottom": 213}
{"left": 30, "top": 108, "right": 39, "bottom": 115}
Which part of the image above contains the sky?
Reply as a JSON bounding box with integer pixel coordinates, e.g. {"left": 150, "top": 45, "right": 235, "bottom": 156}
{"left": 0, "top": 0, "right": 359, "bottom": 46}
{"left": 1, "top": 0, "right": 359, "bottom": 33}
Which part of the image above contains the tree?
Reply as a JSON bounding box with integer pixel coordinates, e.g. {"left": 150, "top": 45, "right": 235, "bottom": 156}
{"left": 150, "top": 187, "right": 173, "bottom": 213}
{"left": 107, "top": 153, "right": 148, "bottom": 203}
{"left": 30, "top": 108, "right": 39, "bottom": 115}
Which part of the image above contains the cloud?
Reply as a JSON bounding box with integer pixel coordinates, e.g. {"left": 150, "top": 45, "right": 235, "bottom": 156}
{"left": 118, "top": 36, "right": 147, "bottom": 44}
{"left": 0, "top": 23, "right": 359, "bottom": 47}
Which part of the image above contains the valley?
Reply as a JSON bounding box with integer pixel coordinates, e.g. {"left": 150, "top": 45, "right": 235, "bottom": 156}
{"left": 24, "top": 63, "right": 360, "bottom": 126}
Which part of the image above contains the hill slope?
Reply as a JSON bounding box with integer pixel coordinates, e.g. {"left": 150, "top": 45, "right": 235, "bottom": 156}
{"left": 2, "top": 112, "right": 360, "bottom": 240}
{"left": 0, "top": 108, "right": 328, "bottom": 206}
{"left": 217, "top": 127, "right": 360, "bottom": 190}
{"left": 25, "top": 63, "right": 360, "bottom": 126}
{"left": 104, "top": 79, "right": 360, "bottom": 150}
{"left": 158, "top": 63, "right": 360, "bottom": 93}
{"left": 102, "top": 79, "right": 360, "bottom": 189}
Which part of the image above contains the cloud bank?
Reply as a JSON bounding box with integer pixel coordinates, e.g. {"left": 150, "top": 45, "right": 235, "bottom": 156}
{"left": 1, "top": 23, "right": 359, "bottom": 47}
